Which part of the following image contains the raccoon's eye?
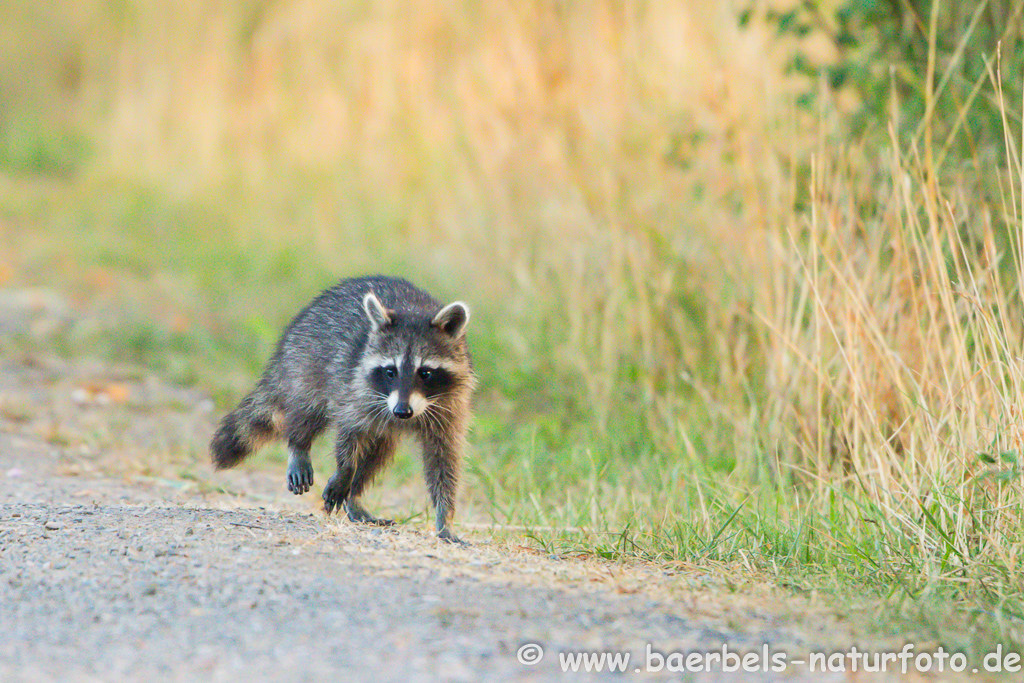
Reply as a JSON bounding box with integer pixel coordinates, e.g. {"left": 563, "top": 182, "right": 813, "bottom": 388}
{"left": 417, "top": 368, "right": 433, "bottom": 381}
{"left": 384, "top": 366, "right": 397, "bottom": 379}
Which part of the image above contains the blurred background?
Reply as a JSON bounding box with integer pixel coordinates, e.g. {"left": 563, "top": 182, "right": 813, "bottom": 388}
{"left": 2, "top": 0, "right": 1024, "bottom": 648}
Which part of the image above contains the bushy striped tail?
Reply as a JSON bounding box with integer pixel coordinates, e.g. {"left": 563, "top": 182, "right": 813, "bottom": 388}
{"left": 210, "top": 392, "right": 278, "bottom": 470}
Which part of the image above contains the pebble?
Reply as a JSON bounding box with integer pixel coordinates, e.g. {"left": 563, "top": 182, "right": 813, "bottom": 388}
{"left": 44, "top": 520, "right": 62, "bottom": 530}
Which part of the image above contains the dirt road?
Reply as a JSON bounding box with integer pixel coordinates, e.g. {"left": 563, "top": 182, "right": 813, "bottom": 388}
{"left": 0, "top": 347, "right": 902, "bottom": 681}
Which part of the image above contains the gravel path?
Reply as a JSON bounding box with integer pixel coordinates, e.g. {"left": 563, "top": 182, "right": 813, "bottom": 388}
{"left": 0, "top": 335, "right": 917, "bottom": 681}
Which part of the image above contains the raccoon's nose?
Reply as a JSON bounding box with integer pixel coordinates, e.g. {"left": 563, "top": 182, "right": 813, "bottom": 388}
{"left": 393, "top": 403, "right": 414, "bottom": 419}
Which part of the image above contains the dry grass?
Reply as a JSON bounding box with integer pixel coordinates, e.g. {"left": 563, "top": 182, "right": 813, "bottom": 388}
{"left": 3, "top": 0, "right": 1024, "bottom": 647}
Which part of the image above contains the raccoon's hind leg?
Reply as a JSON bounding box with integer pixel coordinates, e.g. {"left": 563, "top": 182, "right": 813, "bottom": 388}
{"left": 343, "top": 433, "right": 397, "bottom": 526}
{"left": 321, "top": 430, "right": 396, "bottom": 524}
{"left": 322, "top": 428, "right": 358, "bottom": 514}
{"left": 284, "top": 407, "right": 328, "bottom": 495}
{"left": 343, "top": 500, "right": 391, "bottom": 526}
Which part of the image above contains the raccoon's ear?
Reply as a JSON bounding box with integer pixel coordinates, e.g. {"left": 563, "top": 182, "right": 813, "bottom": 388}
{"left": 363, "top": 292, "right": 394, "bottom": 332}
{"left": 432, "top": 301, "right": 470, "bottom": 339}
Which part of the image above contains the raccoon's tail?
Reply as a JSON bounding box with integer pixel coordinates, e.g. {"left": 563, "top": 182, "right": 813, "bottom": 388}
{"left": 210, "top": 389, "right": 279, "bottom": 470}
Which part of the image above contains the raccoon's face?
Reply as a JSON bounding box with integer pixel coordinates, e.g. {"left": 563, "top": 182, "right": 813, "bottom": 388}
{"left": 365, "top": 357, "right": 458, "bottom": 420}
{"left": 360, "top": 292, "right": 471, "bottom": 422}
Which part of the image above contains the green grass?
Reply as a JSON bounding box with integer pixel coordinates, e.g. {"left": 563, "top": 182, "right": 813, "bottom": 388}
{"left": 5, "top": 173, "right": 1023, "bottom": 658}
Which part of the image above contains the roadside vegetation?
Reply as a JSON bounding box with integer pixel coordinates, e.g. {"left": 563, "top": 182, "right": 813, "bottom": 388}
{"left": 2, "top": 0, "right": 1022, "bottom": 657}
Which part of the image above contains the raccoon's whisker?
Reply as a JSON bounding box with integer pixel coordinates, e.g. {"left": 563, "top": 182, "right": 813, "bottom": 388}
{"left": 367, "top": 400, "right": 391, "bottom": 423}
{"left": 426, "top": 402, "right": 457, "bottom": 418}
{"left": 419, "top": 405, "right": 438, "bottom": 430}
{"left": 423, "top": 399, "right": 450, "bottom": 413}
{"left": 423, "top": 406, "right": 447, "bottom": 433}
{"left": 424, "top": 413, "right": 443, "bottom": 435}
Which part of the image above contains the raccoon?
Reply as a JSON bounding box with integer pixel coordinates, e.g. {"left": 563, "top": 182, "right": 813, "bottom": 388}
{"left": 210, "top": 275, "right": 475, "bottom": 544}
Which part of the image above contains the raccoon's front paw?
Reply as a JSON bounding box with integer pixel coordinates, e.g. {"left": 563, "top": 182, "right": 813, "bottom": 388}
{"left": 321, "top": 474, "right": 348, "bottom": 514}
{"left": 286, "top": 458, "right": 314, "bottom": 495}
{"left": 437, "top": 528, "right": 469, "bottom": 546}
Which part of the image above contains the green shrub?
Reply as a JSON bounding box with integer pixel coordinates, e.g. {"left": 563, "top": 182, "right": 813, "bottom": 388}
{"left": 747, "top": 0, "right": 1023, "bottom": 154}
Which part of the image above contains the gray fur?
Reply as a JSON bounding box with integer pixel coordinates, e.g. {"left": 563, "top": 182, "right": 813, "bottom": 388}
{"left": 210, "top": 275, "right": 475, "bottom": 543}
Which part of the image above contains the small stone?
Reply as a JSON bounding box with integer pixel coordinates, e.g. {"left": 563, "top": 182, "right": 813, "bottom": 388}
{"left": 43, "top": 520, "right": 61, "bottom": 531}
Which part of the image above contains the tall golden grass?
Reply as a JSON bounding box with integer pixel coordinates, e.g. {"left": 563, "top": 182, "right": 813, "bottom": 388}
{"left": 9, "top": 0, "right": 798, "bottom": 419}
{"left": 5, "top": 0, "right": 1024, "bottom": 627}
